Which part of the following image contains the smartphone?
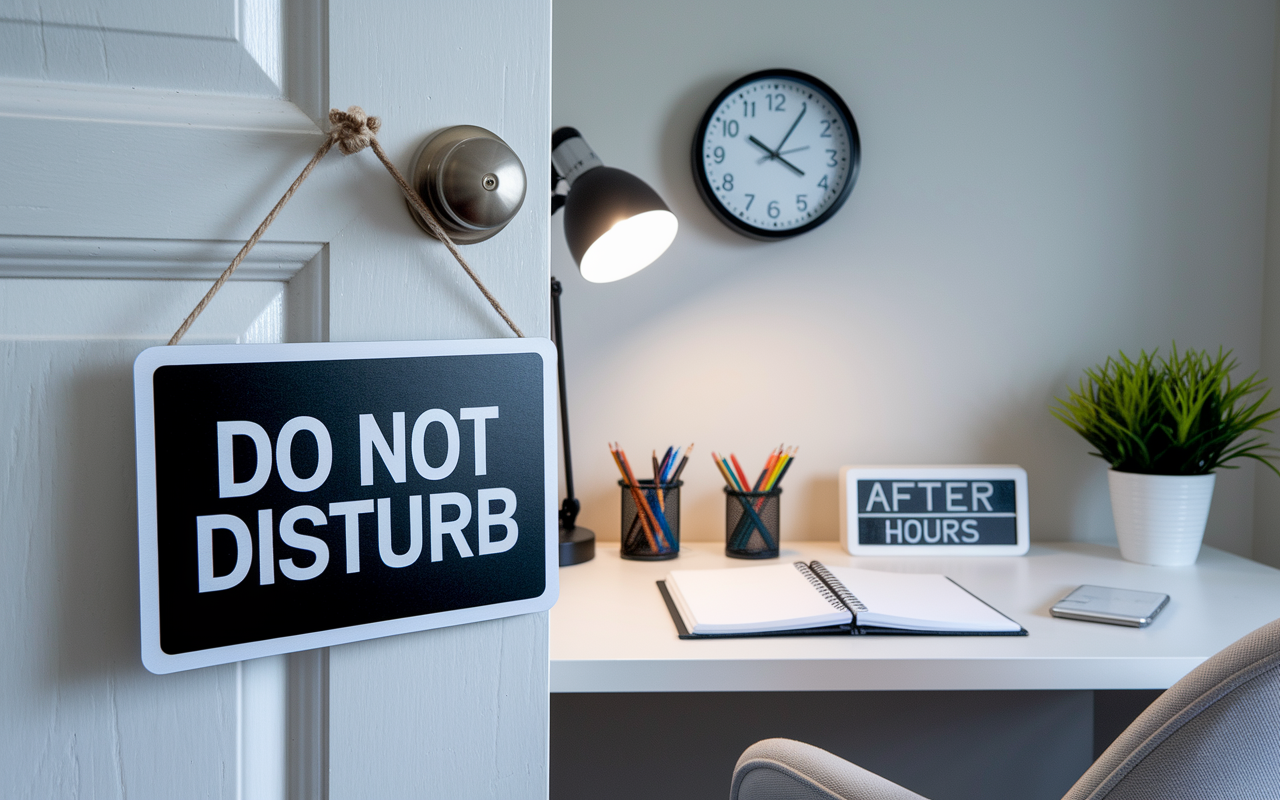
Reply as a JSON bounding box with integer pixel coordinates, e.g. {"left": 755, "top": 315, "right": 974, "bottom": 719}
{"left": 1050, "top": 585, "right": 1169, "bottom": 628}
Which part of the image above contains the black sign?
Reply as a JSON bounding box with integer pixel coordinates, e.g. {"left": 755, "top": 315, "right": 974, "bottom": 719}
{"left": 855, "top": 479, "right": 1017, "bottom": 545}
{"left": 840, "top": 466, "right": 1029, "bottom": 555}
{"left": 135, "top": 339, "right": 557, "bottom": 674}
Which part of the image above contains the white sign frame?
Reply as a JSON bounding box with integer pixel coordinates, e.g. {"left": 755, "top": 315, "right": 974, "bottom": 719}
{"left": 135, "top": 337, "right": 560, "bottom": 674}
{"left": 839, "top": 465, "right": 1030, "bottom": 556}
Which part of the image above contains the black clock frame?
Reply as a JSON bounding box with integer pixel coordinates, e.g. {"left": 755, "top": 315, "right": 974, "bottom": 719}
{"left": 691, "top": 68, "right": 861, "bottom": 240}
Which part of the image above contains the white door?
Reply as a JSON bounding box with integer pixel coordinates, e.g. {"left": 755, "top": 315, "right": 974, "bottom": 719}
{"left": 0, "top": 1, "right": 551, "bottom": 797}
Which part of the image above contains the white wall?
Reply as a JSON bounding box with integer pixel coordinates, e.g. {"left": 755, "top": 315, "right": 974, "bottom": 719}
{"left": 1257, "top": 7, "right": 1280, "bottom": 569}
{"left": 553, "top": 0, "right": 1276, "bottom": 554}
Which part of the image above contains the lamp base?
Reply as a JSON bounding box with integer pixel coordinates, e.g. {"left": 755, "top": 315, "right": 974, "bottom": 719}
{"left": 559, "top": 524, "right": 595, "bottom": 566}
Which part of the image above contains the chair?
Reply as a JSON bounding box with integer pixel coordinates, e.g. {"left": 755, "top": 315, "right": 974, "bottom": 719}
{"left": 731, "top": 618, "right": 1280, "bottom": 800}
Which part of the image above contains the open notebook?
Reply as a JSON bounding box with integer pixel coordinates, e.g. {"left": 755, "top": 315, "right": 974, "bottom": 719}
{"left": 659, "top": 562, "right": 1025, "bottom": 638}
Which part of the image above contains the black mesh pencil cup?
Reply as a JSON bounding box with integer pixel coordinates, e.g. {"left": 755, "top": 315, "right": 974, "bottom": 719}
{"left": 619, "top": 479, "right": 681, "bottom": 560}
{"left": 724, "top": 487, "right": 781, "bottom": 558}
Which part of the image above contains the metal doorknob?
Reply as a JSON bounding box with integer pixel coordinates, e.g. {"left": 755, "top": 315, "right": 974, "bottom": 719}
{"left": 407, "top": 125, "right": 527, "bottom": 244}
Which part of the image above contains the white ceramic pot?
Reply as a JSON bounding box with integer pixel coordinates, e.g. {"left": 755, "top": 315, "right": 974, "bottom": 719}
{"left": 1108, "top": 470, "right": 1216, "bottom": 566}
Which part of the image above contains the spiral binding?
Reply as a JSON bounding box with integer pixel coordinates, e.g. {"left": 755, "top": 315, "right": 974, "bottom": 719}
{"left": 809, "top": 561, "right": 867, "bottom": 614}
{"left": 793, "top": 562, "right": 852, "bottom": 614}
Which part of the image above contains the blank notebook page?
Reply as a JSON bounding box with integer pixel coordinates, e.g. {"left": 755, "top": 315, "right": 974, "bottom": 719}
{"left": 666, "top": 563, "right": 852, "bottom": 634}
{"left": 822, "top": 565, "right": 1020, "bottom": 632}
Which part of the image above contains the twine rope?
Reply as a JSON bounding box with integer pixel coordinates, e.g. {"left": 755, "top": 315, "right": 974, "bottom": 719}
{"left": 169, "top": 106, "right": 523, "bottom": 346}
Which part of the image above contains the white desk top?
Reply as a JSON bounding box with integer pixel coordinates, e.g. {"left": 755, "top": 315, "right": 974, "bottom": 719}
{"left": 549, "top": 541, "right": 1280, "bottom": 693}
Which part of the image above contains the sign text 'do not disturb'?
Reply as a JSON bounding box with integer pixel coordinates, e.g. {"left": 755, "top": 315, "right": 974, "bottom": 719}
{"left": 134, "top": 338, "right": 558, "bottom": 674}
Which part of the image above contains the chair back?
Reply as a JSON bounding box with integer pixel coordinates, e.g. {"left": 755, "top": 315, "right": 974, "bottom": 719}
{"left": 1064, "top": 617, "right": 1280, "bottom": 800}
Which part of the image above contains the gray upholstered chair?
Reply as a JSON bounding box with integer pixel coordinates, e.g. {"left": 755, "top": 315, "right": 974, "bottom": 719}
{"left": 731, "top": 617, "right": 1280, "bottom": 800}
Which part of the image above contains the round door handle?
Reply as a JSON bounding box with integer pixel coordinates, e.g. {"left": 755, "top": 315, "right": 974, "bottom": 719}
{"left": 407, "top": 125, "right": 527, "bottom": 244}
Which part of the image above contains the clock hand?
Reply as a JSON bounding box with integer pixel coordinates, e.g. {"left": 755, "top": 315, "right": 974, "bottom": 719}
{"left": 773, "top": 155, "right": 804, "bottom": 176}
{"left": 749, "top": 134, "right": 804, "bottom": 174}
{"left": 773, "top": 102, "right": 807, "bottom": 152}
{"left": 747, "top": 135, "right": 778, "bottom": 158}
{"left": 757, "top": 145, "right": 810, "bottom": 165}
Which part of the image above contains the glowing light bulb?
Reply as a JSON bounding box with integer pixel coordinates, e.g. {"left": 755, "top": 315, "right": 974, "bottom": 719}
{"left": 578, "top": 210, "right": 678, "bottom": 284}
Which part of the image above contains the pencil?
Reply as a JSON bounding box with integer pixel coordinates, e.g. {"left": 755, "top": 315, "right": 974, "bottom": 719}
{"left": 753, "top": 446, "right": 780, "bottom": 492}
{"left": 768, "top": 450, "right": 796, "bottom": 491}
{"left": 620, "top": 447, "right": 670, "bottom": 550}
{"left": 652, "top": 452, "right": 665, "bottom": 510}
{"left": 671, "top": 444, "right": 693, "bottom": 482}
{"left": 624, "top": 447, "right": 665, "bottom": 550}
{"left": 611, "top": 445, "right": 658, "bottom": 551}
{"left": 729, "top": 454, "right": 751, "bottom": 493}
{"left": 764, "top": 447, "right": 792, "bottom": 491}
{"left": 710, "top": 452, "right": 736, "bottom": 489}
{"left": 660, "top": 447, "right": 678, "bottom": 483}
{"left": 608, "top": 447, "right": 645, "bottom": 550}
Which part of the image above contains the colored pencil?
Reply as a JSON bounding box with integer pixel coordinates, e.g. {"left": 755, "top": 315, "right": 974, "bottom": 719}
{"left": 717, "top": 454, "right": 745, "bottom": 491}
{"left": 729, "top": 454, "right": 752, "bottom": 493}
{"left": 609, "top": 445, "right": 649, "bottom": 549}
{"left": 763, "top": 447, "right": 793, "bottom": 492}
{"left": 618, "top": 446, "right": 669, "bottom": 549}
{"left": 610, "top": 444, "right": 658, "bottom": 551}
{"left": 619, "top": 445, "right": 675, "bottom": 550}
{"left": 768, "top": 451, "right": 796, "bottom": 491}
{"left": 710, "top": 453, "right": 737, "bottom": 490}
{"left": 671, "top": 444, "right": 693, "bottom": 482}
{"left": 658, "top": 446, "right": 675, "bottom": 480}
{"left": 753, "top": 446, "right": 781, "bottom": 492}
{"left": 713, "top": 445, "right": 798, "bottom": 550}
{"left": 660, "top": 447, "right": 678, "bottom": 483}
{"left": 652, "top": 452, "right": 665, "bottom": 510}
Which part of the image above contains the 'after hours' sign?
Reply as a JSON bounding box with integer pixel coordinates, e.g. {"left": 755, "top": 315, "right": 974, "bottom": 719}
{"left": 839, "top": 465, "right": 1029, "bottom": 556}
{"left": 134, "top": 339, "right": 557, "bottom": 674}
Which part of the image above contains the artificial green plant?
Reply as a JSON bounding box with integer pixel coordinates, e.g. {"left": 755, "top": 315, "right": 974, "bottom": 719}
{"left": 1052, "top": 345, "right": 1280, "bottom": 476}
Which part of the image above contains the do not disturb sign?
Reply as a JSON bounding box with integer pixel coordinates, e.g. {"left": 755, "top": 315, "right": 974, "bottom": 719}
{"left": 134, "top": 339, "right": 558, "bottom": 674}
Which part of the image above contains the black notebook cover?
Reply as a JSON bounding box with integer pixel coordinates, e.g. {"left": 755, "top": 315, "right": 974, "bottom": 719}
{"left": 657, "top": 579, "right": 1028, "bottom": 639}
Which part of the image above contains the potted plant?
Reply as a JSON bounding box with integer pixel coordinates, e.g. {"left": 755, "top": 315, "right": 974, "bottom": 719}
{"left": 1053, "top": 345, "right": 1279, "bottom": 566}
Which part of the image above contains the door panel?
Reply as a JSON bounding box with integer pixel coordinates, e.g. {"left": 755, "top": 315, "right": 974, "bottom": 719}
{"left": 0, "top": 280, "right": 283, "bottom": 797}
{"left": 0, "top": 0, "right": 292, "bottom": 96}
{"left": 0, "top": 0, "right": 551, "bottom": 796}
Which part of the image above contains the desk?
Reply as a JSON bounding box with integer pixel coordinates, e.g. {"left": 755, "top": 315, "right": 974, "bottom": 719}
{"left": 551, "top": 541, "right": 1280, "bottom": 692}
{"left": 549, "top": 542, "right": 1280, "bottom": 800}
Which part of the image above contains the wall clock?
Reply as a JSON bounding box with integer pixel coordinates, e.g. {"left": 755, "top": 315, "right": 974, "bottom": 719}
{"left": 692, "top": 69, "right": 860, "bottom": 239}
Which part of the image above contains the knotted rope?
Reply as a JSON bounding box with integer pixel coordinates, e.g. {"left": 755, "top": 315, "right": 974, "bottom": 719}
{"left": 169, "top": 106, "right": 524, "bottom": 346}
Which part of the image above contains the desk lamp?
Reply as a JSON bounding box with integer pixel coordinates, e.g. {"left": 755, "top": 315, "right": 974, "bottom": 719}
{"left": 551, "top": 127, "right": 678, "bottom": 565}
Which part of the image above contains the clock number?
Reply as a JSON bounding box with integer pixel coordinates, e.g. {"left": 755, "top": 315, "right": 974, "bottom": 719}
{"left": 819, "top": 120, "right": 832, "bottom": 138}
{"left": 796, "top": 194, "right": 807, "bottom": 212}
{"left": 744, "top": 194, "right": 755, "bottom": 210}
{"left": 826, "top": 150, "right": 838, "bottom": 167}
{"left": 817, "top": 175, "right": 829, "bottom": 191}
{"left": 743, "top": 102, "right": 755, "bottom": 118}
{"left": 722, "top": 119, "right": 739, "bottom": 138}
{"left": 767, "top": 93, "right": 786, "bottom": 112}
{"left": 767, "top": 200, "right": 780, "bottom": 219}
{"left": 721, "top": 173, "right": 734, "bottom": 192}
{"left": 713, "top": 146, "right": 725, "bottom": 164}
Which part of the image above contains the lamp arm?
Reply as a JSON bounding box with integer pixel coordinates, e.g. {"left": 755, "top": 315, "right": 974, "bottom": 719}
{"left": 552, "top": 164, "right": 567, "bottom": 215}
{"left": 550, "top": 276, "right": 580, "bottom": 530}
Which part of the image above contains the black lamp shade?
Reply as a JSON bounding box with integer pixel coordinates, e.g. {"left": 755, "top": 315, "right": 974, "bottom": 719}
{"left": 561, "top": 167, "right": 677, "bottom": 283}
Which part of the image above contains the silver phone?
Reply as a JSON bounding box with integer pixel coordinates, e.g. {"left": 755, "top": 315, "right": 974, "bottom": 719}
{"left": 1050, "top": 585, "right": 1169, "bottom": 627}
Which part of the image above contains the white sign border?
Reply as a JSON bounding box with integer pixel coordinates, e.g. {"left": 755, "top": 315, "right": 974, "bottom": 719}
{"left": 135, "top": 337, "right": 560, "bottom": 675}
{"left": 839, "top": 465, "right": 1030, "bottom": 556}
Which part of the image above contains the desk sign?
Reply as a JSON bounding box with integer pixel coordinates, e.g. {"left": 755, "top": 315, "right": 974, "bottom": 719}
{"left": 134, "top": 338, "right": 558, "bottom": 674}
{"left": 839, "top": 465, "right": 1029, "bottom": 556}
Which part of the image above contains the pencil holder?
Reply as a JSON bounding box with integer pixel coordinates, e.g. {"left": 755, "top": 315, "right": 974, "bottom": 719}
{"left": 619, "top": 479, "right": 682, "bottom": 560}
{"left": 724, "top": 487, "right": 781, "bottom": 559}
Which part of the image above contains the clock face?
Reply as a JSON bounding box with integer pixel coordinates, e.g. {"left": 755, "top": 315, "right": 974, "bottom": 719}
{"left": 692, "top": 69, "right": 860, "bottom": 239}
